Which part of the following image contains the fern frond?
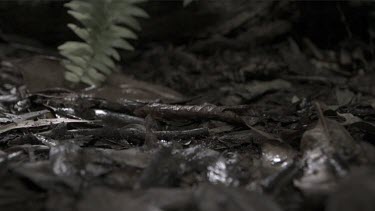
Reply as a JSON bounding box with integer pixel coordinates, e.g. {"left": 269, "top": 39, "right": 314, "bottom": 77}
{"left": 59, "top": 0, "right": 148, "bottom": 86}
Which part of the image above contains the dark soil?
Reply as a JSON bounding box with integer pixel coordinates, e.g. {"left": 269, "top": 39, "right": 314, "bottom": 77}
{"left": 1, "top": 1, "right": 375, "bottom": 211}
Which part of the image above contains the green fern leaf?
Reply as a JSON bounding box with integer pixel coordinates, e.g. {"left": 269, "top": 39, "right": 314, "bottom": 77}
{"left": 59, "top": 0, "right": 147, "bottom": 86}
{"left": 111, "top": 25, "right": 138, "bottom": 39}
{"left": 117, "top": 16, "right": 142, "bottom": 31}
{"left": 58, "top": 42, "right": 93, "bottom": 55}
{"left": 112, "top": 39, "right": 134, "bottom": 51}
{"left": 91, "top": 60, "right": 113, "bottom": 75}
{"left": 67, "top": 24, "right": 90, "bottom": 41}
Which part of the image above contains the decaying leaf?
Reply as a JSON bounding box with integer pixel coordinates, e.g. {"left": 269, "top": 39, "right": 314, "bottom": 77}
{"left": 295, "top": 103, "right": 360, "bottom": 196}
{"left": 1, "top": 109, "right": 50, "bottom": 124}
{"left": 0, "top": 118, "right": 91, "bottom": 135}
{"left": 338, "top": 112, "right": 375, "bottom": 134}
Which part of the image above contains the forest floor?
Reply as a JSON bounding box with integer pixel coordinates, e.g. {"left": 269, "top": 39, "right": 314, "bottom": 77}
{"left": 0, "top": 1, "right": 375, "bottom": 211}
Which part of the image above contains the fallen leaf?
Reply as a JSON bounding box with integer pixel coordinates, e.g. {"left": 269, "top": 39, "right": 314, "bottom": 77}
{"left": 295, "top": 104, "right": 360, "bottom": 196}
{"left": 0, "top": 118, "right": 91, "bottom": 134}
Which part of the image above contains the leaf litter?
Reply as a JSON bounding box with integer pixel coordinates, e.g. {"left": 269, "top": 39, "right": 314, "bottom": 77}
{"left": 1, "top": 2, "right": 375, "bottom": 211}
